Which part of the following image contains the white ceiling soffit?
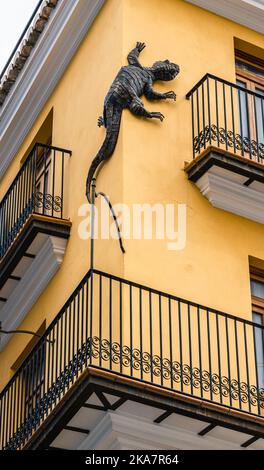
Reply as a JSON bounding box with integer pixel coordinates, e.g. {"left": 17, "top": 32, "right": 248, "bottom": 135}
{"left": 0, "top": 0, "right": 105, "bottom": 180}
{"left": 185, "top": 0, "right": 264, "bottom": 34}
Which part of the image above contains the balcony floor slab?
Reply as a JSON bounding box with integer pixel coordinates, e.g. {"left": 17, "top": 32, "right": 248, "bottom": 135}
{"left": 23, "top": 368, "right": 264, "bottom": 451}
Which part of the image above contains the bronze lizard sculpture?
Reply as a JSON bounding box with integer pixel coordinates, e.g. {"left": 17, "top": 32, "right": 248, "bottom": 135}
{"left": 86, "top": 42, "right": 180, "bottom": 202}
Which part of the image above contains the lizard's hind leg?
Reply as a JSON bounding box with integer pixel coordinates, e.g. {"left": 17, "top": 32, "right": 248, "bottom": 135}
{"left": 97, "top": 116, "right": 105, "bottom": 127}
{"left": 129, "top": 98, "right": 164, "bottom": 122}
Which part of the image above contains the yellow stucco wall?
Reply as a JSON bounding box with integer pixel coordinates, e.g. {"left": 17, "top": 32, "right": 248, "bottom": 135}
{"left": 0, "top": 0, "right": 264, "bottom": 391}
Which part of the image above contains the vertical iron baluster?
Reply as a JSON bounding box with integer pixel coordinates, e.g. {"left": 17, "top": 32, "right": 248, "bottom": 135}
{"left": 1, "top": 393, "right": 6, "bottom": 449}
{"left": 68, "top": 302, "right": 72, "bottom": 389}
{"left": 197, "top": 307, "right": 203, "bottom": 398}
{"left": 51, "top": 328, "right": 55, "bottom": 412}
{"left": 149, "top": 291, "right": 153, "bottom": 383}
{"left": 207, "top": 77, "right": 212, "bottom": 145}
{"left": 139, "top": 288, "right": 143, "bottom": 380}
{"left": 59, "top": 316, "right": 64, "bottom": 399}
{"left": 32, "top": 145, "right": 37, "bottom": 212}
{"left": 47, "top": 331, "right": 51, "bottom": 415}
{"left": 16, "top": 374, "right": 21, "bottom": 440}
{"left": 202, "top": 81, "right": 206, "bottom": 150}
{"left": 223, "top": 83, "right": 228, "bottom": 151}
{"left": 159, "top": 295, "right": 163, "bottom": 387}
{"left": 253, "top": 95, "right": 260, "bottom": 163}
{"left": 188, "top": 303, "right": 193, "bottom": 395}
{"left": 253, "top": 322, "right": 261, "bottom": 415}
{"left": 72, "top": 297, "right": 76, "bottom": 382}
{"left": 246, "top": 91, "right": 253, "bottom": 159}
{"left": 99, "top": 275, "right": 102, "bottom": 367}
{"left": 76, "top": 291, "right": 80, "bottom": 376}
{"left": 191, "top": 93, "right": 195, "bottom": 159}
{"left": 168, "top": 297, "right": 173, "bottom": 389}
{"left": 109, "top": 277, "right": 112, "bottom": 370}
{"left": 130, "top": 284, "right": 133, "bottom": 377}
{"left": 63, "top": 305, "right": 68, "bottom": 392}
{"left": 0, "top": 395, "right": 4, "bottom": 450}
{"left": 52, "top": 149, "right": 55, "bottom": 217}
{"left": 54, "top": 321, "right": 59, "bottom": 406}
{"left": 261, "top": 98, "right": 264, "bottom": 150}
{"left": 215, "top": 79, "right": 220, "bottom": 147}
{"left": 238, "top": 89, "right": 244, "bottom": 158}
{"left": 89, "top": 272, "right": 93, "bottom": 365}
{"left": 231, "top": 86, "right": 236, "bottom": 154}
{"left": 206, "top": 309, "right": 212, "bottom": 401}
{"left": 30, "top": 353, "right": 36, "bottom": 432}
{"left": 42, "top": 146, "right": 47, "bottom": 215}
{"left": 243, "top": 323, "right": 251, "bottom": 413}
{"left": 85, "top": 278, "right": 89, "bottom": 366}
{"left": 7, "top": 386, "right": 11, "bottom": 447}
{"left": 10, "top": 382, "right": 14, "bottom": 444}
{"left": 61, "top": 151, "right": 64, "bottom": 219}
{"left": 120, "top": 281, "right": 123, "bottom": 374}
{"left": 81, "top": 284, "right": 85, "bottom": 372}
{"left": 234, "top": 319, "right": 241, "bottom": 410}
{"left": 216, "top": 313, "right": 222, "bottom": 404}
{"left": 178, "top": 301, "right": 183, "bottom": 392}
{"left": 196, "top": 88, "right": 200, "bottom": 154}
{"left": 225, "top": 317, "right": 232, "bottom": 407}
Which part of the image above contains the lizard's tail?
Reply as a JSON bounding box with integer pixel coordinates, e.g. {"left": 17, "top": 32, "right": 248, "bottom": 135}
{"left": 86, "top": 105, "right": 122, "bottom": 203}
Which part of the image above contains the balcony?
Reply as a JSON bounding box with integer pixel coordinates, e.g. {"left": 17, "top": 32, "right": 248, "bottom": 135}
{"left": 1, "top": 270, "right": 264, "bottom": 450}
{"left": 0, "top": 143, "right": 71, "bottom": 350}
{"left": 185, "top": 74, "right": 264, "bottom": 223}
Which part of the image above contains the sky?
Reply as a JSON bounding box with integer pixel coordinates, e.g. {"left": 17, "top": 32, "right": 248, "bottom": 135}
{"left": 0, "top": 0, "right": 40, "bottom": 73}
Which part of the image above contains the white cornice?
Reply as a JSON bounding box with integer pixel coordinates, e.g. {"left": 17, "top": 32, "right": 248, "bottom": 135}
{"left": 0, "top": 235, "right": 67, "bottom": 351}
{"left": 196, "top": 168, "right": 264, "bottom": 224}
{"left": 0, "top": 0, "right": 105, "bottom": 180}
{"left": 185, "top": 0, "right": 264, "bottom": 33}
{"left": 77, "top": 411, "right": 248, "bottom": 450}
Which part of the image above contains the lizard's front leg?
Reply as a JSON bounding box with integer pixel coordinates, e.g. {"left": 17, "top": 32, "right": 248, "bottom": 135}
{"left": 127, "top": 42, "right": 146, "bottom": 67}
{"left": 129, "top": 98, "right": 164, "bottom": 122}
{"left": 145, "top": 83, "right": 176, "bottom": 101}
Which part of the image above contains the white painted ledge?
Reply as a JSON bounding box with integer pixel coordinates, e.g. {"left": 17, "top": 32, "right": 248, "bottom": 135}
{"left": 195, "top": 166, "right": 264, "bottom": 224}
{"left": 0, "top": 0, "right": 105, "bottom": 179}
{"left": 0, "top": 236, "right": 67, "bottom": 351}
{"left": 185, "top": 0, "right": 264, "bottom": 33}
{"left": 77, "top": 411, "right": 249, "bottom": 450}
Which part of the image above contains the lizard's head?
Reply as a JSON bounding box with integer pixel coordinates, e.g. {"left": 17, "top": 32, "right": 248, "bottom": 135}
{"left": 151, "top": 60, "right": 180, "bottom": 81}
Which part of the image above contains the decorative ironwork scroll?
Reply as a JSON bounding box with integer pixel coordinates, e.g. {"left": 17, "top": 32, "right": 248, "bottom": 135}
{"left": 194, "top": 124, "right": 264, "bottom": 160}
{"left": 34, "top": 192, "right": 62, "bottom": 213}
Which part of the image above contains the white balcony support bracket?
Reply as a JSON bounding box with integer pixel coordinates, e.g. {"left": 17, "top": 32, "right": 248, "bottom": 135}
{"left": 0, "top": 235, "right": 67, "bottom": 351}
{"left": 195, "top": 165, "right": 264, "bottom": 224}
{"left": 75, "top": 412, "right": 252, "bottom": 451}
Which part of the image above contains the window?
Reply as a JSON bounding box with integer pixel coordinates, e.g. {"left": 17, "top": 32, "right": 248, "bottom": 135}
{"left": 250, "top": 275, "right": 264, "bottom": 389}
{"left": 235, "top": 57, "right": 264, "bottom": 161}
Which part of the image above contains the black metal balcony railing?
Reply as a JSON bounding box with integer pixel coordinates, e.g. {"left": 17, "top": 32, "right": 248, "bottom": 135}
{"left": 0, "top": 269, "right": 264, "bottom": 450}
{"left": 0, "top": 143, "right": 71, "bottom": 259}
{"left": 186, "top": 73, "right": 264, "bottom": 162}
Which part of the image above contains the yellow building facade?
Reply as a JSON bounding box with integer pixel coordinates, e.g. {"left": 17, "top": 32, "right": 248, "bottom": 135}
{"left": 0, "top": 0, "right": 264, "bottom": 450}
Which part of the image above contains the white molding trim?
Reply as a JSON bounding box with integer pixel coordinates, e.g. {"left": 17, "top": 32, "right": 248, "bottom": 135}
{"left": 0, "top": 236, "right": 67, "bottom": 351}
{"left": 196, "top": 169, "right": 264, "bottom": 224}
{"left": 77, "top": 411, "right": 246, "bottom": 450}
{"left": 185, "top": 0, "right": 264, "bottom": 33}
{"left": 0, "top": 0, "right": 105, "bottom": 179}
